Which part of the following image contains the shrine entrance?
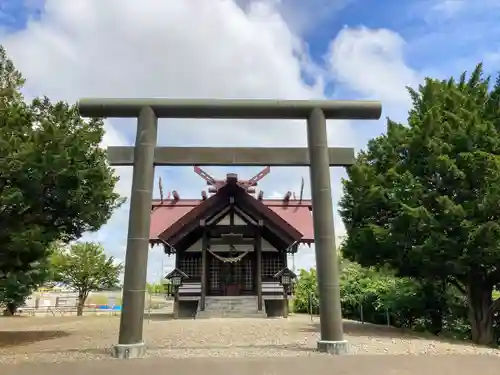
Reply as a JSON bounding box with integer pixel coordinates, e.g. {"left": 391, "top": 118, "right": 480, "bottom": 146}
{"left": 78, "top": 97, "right": 381, "bottom": 358}
{"left": 208, "top": 249, "right": 255, "bottom": 296}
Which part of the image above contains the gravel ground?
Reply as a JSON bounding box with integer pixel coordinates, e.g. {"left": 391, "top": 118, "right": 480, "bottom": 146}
{"left": 1, "top": 314, "right": 500, "bottom": 364}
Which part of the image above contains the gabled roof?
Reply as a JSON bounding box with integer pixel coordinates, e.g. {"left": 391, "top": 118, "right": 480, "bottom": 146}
{"left": 158, "top": 183, "right": 302, "bottom": 246}
{"left": 231, "top": 187, "right": 303, "bottom": 242}
{"left": 157, "top": 192, "right": 222, "bottom": 243}
{"left": 274, "top": 267, "right": 297, "bottom": 279}
{"left": 149, "top": 181, "right": 315, "bottom": 247}
{"left": 165, "top": 268, "right": 189, "bottom": 280}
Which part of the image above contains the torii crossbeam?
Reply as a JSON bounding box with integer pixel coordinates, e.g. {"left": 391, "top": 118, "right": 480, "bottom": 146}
{"left": 77, "top": 98, "right": 382, "bottom": 358}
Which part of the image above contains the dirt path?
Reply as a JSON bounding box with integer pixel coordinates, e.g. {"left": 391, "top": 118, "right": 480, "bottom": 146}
{"left": 3, "top": 355, "right": 500, "bottom": 375}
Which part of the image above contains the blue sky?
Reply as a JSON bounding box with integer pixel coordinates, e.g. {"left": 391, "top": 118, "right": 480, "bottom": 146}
{"left": 1, "top": 0, "right": 499, "bottom": 281}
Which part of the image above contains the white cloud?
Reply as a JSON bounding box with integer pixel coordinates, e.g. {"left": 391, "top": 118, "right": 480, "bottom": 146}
{"left": 426, "top": 0, "right": 500, "bottom": 20}
{"left": 431, "top": 0, "right": 466, "bottom": 18}
{"left": 327, "top": 27, "right": 420, "bottom": 108}
{"left": 237, "top": 0, "right": 352, "bottom": 36}
{"left": 1, "top": 0, "right": 420, "bottom": 278}
{"left": 485, "top": 51, "right": 500, "bottom": 66}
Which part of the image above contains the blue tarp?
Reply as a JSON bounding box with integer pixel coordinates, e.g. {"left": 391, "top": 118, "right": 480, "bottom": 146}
{"left": 96, "top": 305, "right": 122, "bottom": 311}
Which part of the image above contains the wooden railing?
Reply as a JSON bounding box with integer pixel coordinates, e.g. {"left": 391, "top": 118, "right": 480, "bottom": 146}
{"left": 261, "top": 281, "right": 284, "bottom": 300}
{"left": 174, "top": 281, "right": 291, "bottom": 301}
{"left": 177, "top": 282, "right": 202, "bottom": 300}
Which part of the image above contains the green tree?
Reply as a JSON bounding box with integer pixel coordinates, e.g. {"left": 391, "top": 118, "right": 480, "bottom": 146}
{"left": 0, "top": 258, "right": 52, "bottom": 315}
{"left": 338, "top": 262, "right": 424, "bottom": 328}
{"left": 0, "top": 45, "right": 124, "bottom": 311}
{"left": 146, "top": 282, "right": 167, "bottom": 294}
{"left": 294, "top": 263, "right": 469, "bottom": 336}
{"left": 51, "top": 242, "right": 123, "bottom": 316}
{"left": 339, "top": 64, "right": 500, "bottom": 345}
{"left": 293, "top": 268, "right": 318, "bottom": 313}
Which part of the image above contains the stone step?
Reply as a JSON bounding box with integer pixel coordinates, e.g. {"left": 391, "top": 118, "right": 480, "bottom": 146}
{"left": 204, "top": 307, "right": 258, "bottom": 311}
{"left": 205, "top": 301, "right": 257, "bottom": 304}
{"left": 205, "top": 303, "right": 257, "bottom": 309}
{"left": 205, "top": 309, "right": 257, "bottom": 312}
{"left": 196, "top": 312, "right": 267, "bottom": 319}
{"left": 198, "top": 296, "right": 264, "bottom": 318}
{"left": 205, "top": 299, "right": 258, "bottom": 303}
{"left": 204, "top": 306, "right": 258, "bottom": 310}
{"left": 205, "top": 300, "right": 256, "bottom": 302}
{"left": 205, "top": 302, "right": 257, "bottom": 307}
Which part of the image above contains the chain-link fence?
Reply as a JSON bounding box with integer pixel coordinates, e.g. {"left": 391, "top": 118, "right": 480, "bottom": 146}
{"left": 298, "top": 291, "right": 500, "bottom": 344}
{"left": 302, "top": 291, "right": 410, "bottom": 327}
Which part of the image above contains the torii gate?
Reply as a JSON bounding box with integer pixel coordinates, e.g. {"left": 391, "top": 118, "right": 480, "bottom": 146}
{"left": 77, "top": 98, "right": 382, "bottom": 358}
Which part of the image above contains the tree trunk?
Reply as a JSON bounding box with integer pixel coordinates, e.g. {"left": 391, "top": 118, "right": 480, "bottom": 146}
{"left": 428, "top": 309, "right": 443, "bottom": 335}
{"left": 467, "top": 282, "right": 495, "bottom": 346}
{"left": 422, "top": 281, "right": 445, "bottom": 335}
{"left": 77, "top": 293, "right": 87, "bottom": 316}
{"left": 3, "top": 303, "right": 16, "bottom": 316}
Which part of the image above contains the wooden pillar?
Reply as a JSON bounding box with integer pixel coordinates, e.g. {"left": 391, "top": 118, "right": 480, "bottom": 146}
{"left": 255, "top": 222, "right": 263, "bottom": 311}
{"left": 281, "top": 249, "right": 287, "bottom": 267}
{"left": 175, "top": 246, "right": 180, "bottom": 269}
{"left": 200, "top": 220, "right": 207, "bottom": 311}
{"left": 174, "top": 288, "right": 179, "bottom": 319}
{"left": 173, "top": 248, "right": 180, "bottom": 318}
{"left": 282, "top": 250, "right": 288, "bottom": 318}
{"left": 283, "top": 286, "right": 289, "bottom": 318}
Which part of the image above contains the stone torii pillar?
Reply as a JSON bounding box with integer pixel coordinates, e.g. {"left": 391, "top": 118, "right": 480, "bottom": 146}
{"left": 77, "top": 98, "right": 382, "bottom": 358}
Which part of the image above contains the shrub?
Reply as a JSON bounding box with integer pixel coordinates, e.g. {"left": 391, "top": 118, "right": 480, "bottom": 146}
{"left": 293, "top": 261, "right": 481, "bottom": 339}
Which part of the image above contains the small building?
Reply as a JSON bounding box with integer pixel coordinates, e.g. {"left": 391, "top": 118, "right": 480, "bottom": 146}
{"left": 149, "top": 167, "right": 314, "bottom": 318}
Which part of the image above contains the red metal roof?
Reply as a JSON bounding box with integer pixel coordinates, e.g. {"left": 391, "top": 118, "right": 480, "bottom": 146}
{"left": 149, "top": 197, "right": 314, "bottom": 243}
{"left": 268, "top": 205, "right": 314, "bottom": 242}
{"left": 150, "top": 203, "right": 197, "bottom": 240}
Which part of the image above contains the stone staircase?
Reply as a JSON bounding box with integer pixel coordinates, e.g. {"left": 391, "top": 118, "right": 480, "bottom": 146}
{"left": 196, "top": 296, "right": 267, "bottom": 318}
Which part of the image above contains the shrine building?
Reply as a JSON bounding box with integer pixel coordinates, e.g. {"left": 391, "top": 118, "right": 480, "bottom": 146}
{"left": 149, "top": 167, "right": 314, "bottom": 318}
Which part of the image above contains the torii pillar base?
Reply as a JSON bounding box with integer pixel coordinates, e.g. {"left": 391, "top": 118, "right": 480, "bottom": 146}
{"left": 317, "top": 340, "right": 349, "bottom": 355}
{"left": 112, "top": 342, "right": 146, "bottom": 359}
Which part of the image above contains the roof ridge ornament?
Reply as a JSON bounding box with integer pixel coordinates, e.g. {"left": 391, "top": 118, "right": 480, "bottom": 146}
{"left": 193, "top": 165, "right": 271, "bottom": 197}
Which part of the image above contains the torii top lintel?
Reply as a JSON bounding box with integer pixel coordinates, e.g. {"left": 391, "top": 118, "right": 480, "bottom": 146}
{"left": 77, "top": 98, "right": 382, "bottom": 120}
